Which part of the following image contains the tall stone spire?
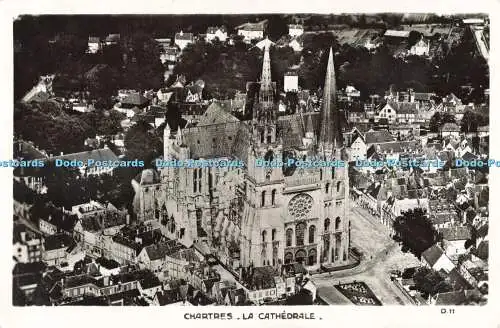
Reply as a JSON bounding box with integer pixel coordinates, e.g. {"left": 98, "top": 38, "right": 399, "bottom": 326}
{"left": 319, "top": 47, "right": 341, "bottom": 153}
{"left": 252, "top": 43, "right": 277, "bottom": 145}
{"left": 257, "top": 43, "right": 274, "bottom": 115}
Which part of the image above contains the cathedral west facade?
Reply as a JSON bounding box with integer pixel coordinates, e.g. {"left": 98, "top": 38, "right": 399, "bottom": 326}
{"left": 132, "top": 45, "right": 351, "bottom": 270}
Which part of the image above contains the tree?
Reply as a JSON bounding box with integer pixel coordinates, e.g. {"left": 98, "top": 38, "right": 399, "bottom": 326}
{"left": 124, "top": 120, "right": 162, "bottom": 166}
{"left": 461, "top": 111, "right": 488, "bottom": 133}
{"left": 413, "top": 267, "right": 452, "bottom": 298}
{"left": 285, "top": 288, "right": 313, "bottom": 305}
{"left": 393, "top": 208, "right": 439, "bottom": 258}
{"left": 429, "top": 112, "right": 455, "bottom": 133}
{"left": 408, "top": 31, "right": 423, "bottom": 48}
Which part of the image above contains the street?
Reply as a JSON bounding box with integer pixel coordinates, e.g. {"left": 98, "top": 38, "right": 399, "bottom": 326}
{"left": 311, "top": 202, "right": 420, "bottom": 305}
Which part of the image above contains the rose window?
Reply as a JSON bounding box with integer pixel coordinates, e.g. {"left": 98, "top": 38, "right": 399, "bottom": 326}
{"left": 288, "top": 193, "right": 313, "bottom": 219}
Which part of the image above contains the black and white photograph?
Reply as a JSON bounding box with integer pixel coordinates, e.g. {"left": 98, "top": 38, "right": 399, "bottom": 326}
{"left": 10, "top": 12, "right": 490, "bottom": 308}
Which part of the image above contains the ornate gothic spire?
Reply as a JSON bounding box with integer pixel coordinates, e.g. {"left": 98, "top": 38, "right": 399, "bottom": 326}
{"left": 252, "top": 43, "right": 276, "bottom": 129}
{"left": 319, "top": 47, "right": 341, "bottom": 151}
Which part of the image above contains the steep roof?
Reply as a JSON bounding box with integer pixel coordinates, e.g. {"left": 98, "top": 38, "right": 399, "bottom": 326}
{"left": 207, "top": 26, "right": 227, "bottom": 34}
{"left": 422, "top": 244, "right": 444, "bottom": 267}
{"left": 47, "top": 148, "right": 119, "bottom": 165}
{"left": 439, "top": 226, "right": 471, "bottom": 241}
{"left": 364, "top": 130, "right": 394, "bottom": 144}
{"left": 197, "top": 102, "right": 239, "bottom": 127}
{"left": 144, "top": 240, "right": 184, "bottom": 261}
{"left": 434, "top": 290, "right": 467, "bottom": 305}
{"left": 44, "top": 234, "right": 75, "bottom": 251}
{"left": 122, "top": 93, "right": 149, "bottom": 106}
{"left": 175, "top": 32, "right": 194, "bottom": 41}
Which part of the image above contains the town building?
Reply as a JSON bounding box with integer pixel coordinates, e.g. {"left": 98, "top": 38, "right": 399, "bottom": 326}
{"left": 237, "top": 21, "right": 267, "bottom": 43}
{"left": 174, "top": 31, "right": 194, "bottom": 50}
{"left": 288, "top": 24, "right": 304, "bottom": 38}
{"left": 284, "top": 71, "right": 299, "bottom": 92}
{"left": 206, "top": 26, "right": 228, "bottom": 43}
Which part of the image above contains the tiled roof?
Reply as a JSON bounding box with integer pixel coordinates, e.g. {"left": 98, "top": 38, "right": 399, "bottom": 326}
{"left": 122, "top": 93, "right": 149, "bottom": 106}
{"left": 44, "top": 233, "right": 75, "bottom": 251}
{"left": 414, "top": 92, "right": 435, "bottom": 101}
{"left": 207, "top": 26, "right": 227, "bottom": 34}
{"left": 175, "top": 32, "right": 194, "bottom": 41}
{"left": 384, "top": 30, "right": 410, "bottom": 38}
{"left": 105, "top": 34, "right": 120, "bottom": 42}
{"left": 47, "top": 148, "right": 119, "bottom": 165}
{"left": 238, "top": 23, "right": 265, "bottom": 31}
{"left": 156, "top": 289, "right": 181, "bottom": 305}
{"left": 39, "top": 207, "right": 79, "bottom": 232}
{"left": 13, "top": 262, "right": 47, "bottom": 275}
{"left": 434, "top": 290, "right": 467, "bottom": 305}
{"left": 112, "top": 235, "right": 142, "bottom": 252}
{"left": 422, "top": 244, "right": 444, "bottom": 267}
{"left": 245, "top": 266, "right": 279, "bottom": 290}
{"left": 364, "top": 130, "right": 394, "bottom": 144}
{"left": 80, "top": 210, "right": 127, "bottom": 232}
{"left": 197, "top": 102, "right": 239, "bottom": 127}
{"left": 441, "top": 123, "right": 460, "bottom": 132}
{"left": 387, "top": 101, "right": 419, "bottom": 114}
{"left": 144, "top": 240, "right": 184, "bottom": 261}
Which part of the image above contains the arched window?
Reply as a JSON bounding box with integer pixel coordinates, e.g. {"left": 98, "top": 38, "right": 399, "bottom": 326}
{"left": 324, "top": 218, "right": 330, "bottom": 232}
{"left": 271, "top": 189, "right": 276, "bottom": 205}
{"left": 272, "top": 228, "right": 276, "bottom": 241}
{"left": 337, "top": 181, "right": 341, "bottom": 192}
{"left": 284, "top": 252, "right": 293, "bottom": 264}
{"left": 260, "top": 131, "right": 265, "bottom": 143}
{"left": 286, "top": 228, "right": 293, "bottom": 247}
{"left": 325, "top": 183, "right": 330, "bottom": 194}
{"left": 261, "top": 191, "right": 266, "bottom": 207}
{"left": 308, "top": 249, "right": 317, "bottom": 266}
{"left": 308, "top": 225, "right": 316, "bottom": 244}
{"left": 261, "top": 249, "right": 266, "bottom": 266}
{"left": 262, "top": 230, "right": 267, "bottom": 243}
{"left": 296, "top": 222, "right": 306, "bottom": 246}
{"left": 335, "top": 217, "right": 341, "bottom": 230}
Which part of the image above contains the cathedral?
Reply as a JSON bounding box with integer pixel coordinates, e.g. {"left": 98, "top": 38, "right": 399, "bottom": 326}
{"left": 132, "top": 45, "right": 351, "bottom": 271}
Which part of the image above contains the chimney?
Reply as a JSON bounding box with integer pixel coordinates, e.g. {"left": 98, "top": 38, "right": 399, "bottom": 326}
{"left": 20, "top": 231, "right": 27, "bottom": 242}
{"left": 126, "top": 214, "right": 130, "bottom": 225}
{"left": 103, "top": 275, "right": 110, "bottom": 286}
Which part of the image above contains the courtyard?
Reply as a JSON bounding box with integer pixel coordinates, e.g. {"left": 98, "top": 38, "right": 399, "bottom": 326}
{"left": 312, "top": 202, "right": 421, "bottom": 305}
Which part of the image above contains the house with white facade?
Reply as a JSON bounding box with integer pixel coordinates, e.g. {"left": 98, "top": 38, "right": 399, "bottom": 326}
{"left": 206, "top": 26, "right": 228, "bottom": 43}
{"left": 288, "top": 24, "right": 304, "bottom": 37}
{"left": 421, "top": 244, "right": 455, "bottom": 274}
{"left": 174, "top": 31, "right": 194, "bottom": 50}
{"left": 237, "top": 21, "right": 266, "bottom": 43}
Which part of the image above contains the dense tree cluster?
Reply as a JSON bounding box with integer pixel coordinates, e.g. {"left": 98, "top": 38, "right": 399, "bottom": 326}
{"left": 34, "top": 166, "right": 136, "bottom": 210}
{"left": 14, "top": 101, "right": 124, "bottom": 155}
{"left": 412, "top": 267, "right": 452, "bottom": 298}
{"left": 393, "top": 208, "right": 440, "bottom": 258}
{"left": 124, "top": 120, "right": 163, "bottom": 166}
{"left": 460, "top": 111, "right": 489, "bottom": 133}
{"left": 429, "top": 112, "right": 456, "bottom": 133}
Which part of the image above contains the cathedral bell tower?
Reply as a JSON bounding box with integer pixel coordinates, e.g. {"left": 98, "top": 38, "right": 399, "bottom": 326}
{"left": 241, "top": 43, "right": 284, "bottom": 267}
